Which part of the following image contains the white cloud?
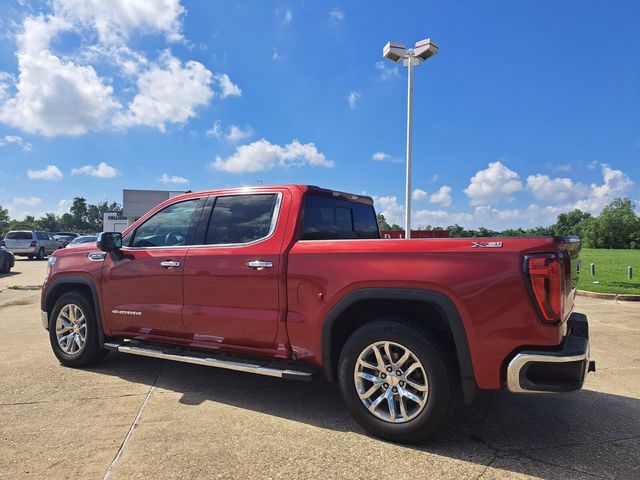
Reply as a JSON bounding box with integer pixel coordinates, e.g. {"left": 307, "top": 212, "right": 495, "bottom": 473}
{"left": 464, "top": 161, "right": 523, "bottom": 206}
{"left": 330, "top": 8, "right": 345, "bottom": 21}
{"left": 71, "top": 161, "right": 119, "bottom": 178}
{"left": 52, "top": 0, "right": 185, "bottom": 44}
{"left": 206, "top": 121, "right": 252, "bottom": 142}
{"left": 0, "top": 135, "right": 32, "bottom": 151}
{"left": 372, "top": 151, "right": 400, "bottom": 162}
{"left": 56, "top": 199, "right": 70, "bottom": 215}
{"left": 430, "top": 185, "right": 452, "bottom": 207}
{"left": 0, "top": 15, "right": 120, "bottom": 136}
{"left": 27, "top": 164, "right": 63, "bottom": 180}
{"left": 0, "top": 4, "right": 224, "bottom": 136}
{"left": 114, "top": 51, "right": 213, "bottom": 131}
{"left": 574, "top": 164, "right": 634, "bottom": 213}
{"left": 160, "top": 173, "right": 189, "bottom": 184}
{"left": 526, "top": 174, "right": 587, "bottom": 203}
{"left": 375, "top": 61, "right": 399, "bottom": 81}
{"left": 215, "top": 73, "right": 241, "bottom": 98}
{"left": 272, "top": 48, "right": 281, "bottom": 61}
{"left": 14, "top": 196, "right": 42, "bottom": 207}
{"left": 374, "top": 195, "right": 404, "bottom": 225}
{"left": 206, "top": 120, "right": 222, "bottom": 138}
{"left": 226, "top": 125, "right": 253, "bottom": 143}
{"left": 213, "top": 139, "right": 334, "bottom": 173}
{"left": 347, "top": 91, "right": 361, "bottom": 109}
{"left": 414, "top": 209, "right": 474, "bottom": 227}
{"left": 412, "top": 188, "right": 428, "bottom": 201}
{"left": 279, "top": 8, "right": 293, "bottom": 25}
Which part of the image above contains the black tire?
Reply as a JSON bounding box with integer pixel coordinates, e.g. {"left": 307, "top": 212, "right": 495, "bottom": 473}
{"left": 36, "top": 247, "right": 45, "bottom": 260}
{"left": 0, "top": 257, "right": 9, "bottom": 274}
{"left": 49, "top": 291, "right": 108, "bottom": 367}
{"left": 338, "top": 319, "right": 454, "bottom": 443}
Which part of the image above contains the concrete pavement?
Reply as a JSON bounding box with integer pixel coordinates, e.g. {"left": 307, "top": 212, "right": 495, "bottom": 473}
{"left": 1, "top": 258, "right": 638, "bottom": 479}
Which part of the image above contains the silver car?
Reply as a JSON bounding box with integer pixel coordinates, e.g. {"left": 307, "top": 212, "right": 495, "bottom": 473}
{"left": 3, "top": 230, "right": 60, "bottom": 260}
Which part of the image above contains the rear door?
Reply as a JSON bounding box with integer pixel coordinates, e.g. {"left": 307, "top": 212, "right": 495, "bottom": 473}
{"left": 5, "top": 231, "right": 33, "bottom": 250}
{"left": 101, "top": 197, "right": 205, "bottom": 336}
{"left": 182, "top": 191, "right": 288, "bottom": 349}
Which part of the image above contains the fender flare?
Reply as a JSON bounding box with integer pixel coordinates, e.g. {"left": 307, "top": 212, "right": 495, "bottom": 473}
{"left": 321, "top": 288, "right": 477, "bottom": 404}
{"left": 43, "top": 276, "right": 105, "bottom": 348}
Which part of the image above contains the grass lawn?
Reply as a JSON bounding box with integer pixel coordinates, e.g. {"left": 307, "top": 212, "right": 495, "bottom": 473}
{"left": 576, "top": 248, "right": 640, "bottom": 295}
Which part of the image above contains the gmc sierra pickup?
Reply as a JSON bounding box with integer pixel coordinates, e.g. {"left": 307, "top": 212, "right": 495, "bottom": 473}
{"left": 41, "top": 185, "right": 594, "bottom": 442}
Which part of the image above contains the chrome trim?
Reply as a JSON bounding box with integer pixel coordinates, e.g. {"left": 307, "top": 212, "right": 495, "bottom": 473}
{"left": 506, "top": 343, "right": 590, "bottom": 393}
{"left": 41, "top": 310, "right": 49, "bottom": 330}
{"left": 246, "top": 260, "right": 273, "bottom": 269}
{"left": 107, "top": 343, "right": 313, "bottom": 380}
{"left": 160, "top": 260, "right": 180, "bottom": 268}
{"left": 87, "top": 252, "right": 106, "bottom": 262}
{"left": 121, "top": 192, "right": 283, "bottom": 251}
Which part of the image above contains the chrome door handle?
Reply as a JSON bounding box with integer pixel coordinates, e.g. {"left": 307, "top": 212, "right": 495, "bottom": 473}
{"left": 246, "top": 260, "right": 273, "bottom": 269}
{"left": 160, "top": 260, "right": 181, "bottom": 268}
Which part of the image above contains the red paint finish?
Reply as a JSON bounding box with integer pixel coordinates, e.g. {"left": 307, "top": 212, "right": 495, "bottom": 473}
{"left": 102, "top": 247, "right": 188, "bottom": 336}
{"left": 42, "top": 184, "right": 577, "bottom": 393}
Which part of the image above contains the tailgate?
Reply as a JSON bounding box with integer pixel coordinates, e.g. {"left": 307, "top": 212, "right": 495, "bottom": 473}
{"left": 561, "top": 236, "right": 581, "bottom": 321}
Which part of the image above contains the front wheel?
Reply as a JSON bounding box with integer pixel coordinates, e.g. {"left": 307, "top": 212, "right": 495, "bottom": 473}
{"left": 0, "top": 257, "right": 9, "bottom": 273}
{"left": 49, "top": 292, "right": 108, "bottom": 367}
{"left": 338, "top": 319, "right": 454, "bottom": 443}
{"left": 36, "top": 248, "right": 45, "bottom": 260}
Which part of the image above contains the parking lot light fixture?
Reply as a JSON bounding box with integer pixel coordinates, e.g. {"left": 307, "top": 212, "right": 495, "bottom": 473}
{"left": 382, "top": 38, "right": 439, "bottom": 238}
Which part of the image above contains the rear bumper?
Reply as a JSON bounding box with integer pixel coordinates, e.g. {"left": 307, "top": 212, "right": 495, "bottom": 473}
{"left": 507, "top": 312, "right": 595, "bottom": 393}
{"left": 10, "top": 247, "right": 38, "bottom": 255}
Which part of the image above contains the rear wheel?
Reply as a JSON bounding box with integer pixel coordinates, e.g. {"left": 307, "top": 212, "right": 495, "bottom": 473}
{"left": 338, "top": 319, "right": 454, "bottom": 443}
{"left": 0, "top": 257, "right": 9, "bottom": 273}
{"left": 36, "top": 247, "right": 45, "bottom": 260}
{"left": 49, "top": 292, "right": 108, "bottom": 367}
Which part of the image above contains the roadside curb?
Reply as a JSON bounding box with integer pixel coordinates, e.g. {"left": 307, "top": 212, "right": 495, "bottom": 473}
{"left": 577, "top": 290, "right": 640, "bottom": 302}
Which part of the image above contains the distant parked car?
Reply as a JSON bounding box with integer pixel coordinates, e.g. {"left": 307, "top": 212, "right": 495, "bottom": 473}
{"left": 66, "top": 235, "right": 98, "bottom": 248}
{"left": 3, "top": 230, "right": 59, "bottom": 260}
{"left": 0, "top": 247, "right": 15, "bottom": 273}
{"left": 53, "top": 232, "right": 80, "bottom": 248}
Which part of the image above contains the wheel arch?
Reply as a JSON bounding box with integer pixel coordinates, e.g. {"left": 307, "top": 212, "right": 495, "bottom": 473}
{"left": 321, "top": 288, "right": 476, "bottom": 404}
{"left": 43, "top": 276, "right": 105, "bottom": 347}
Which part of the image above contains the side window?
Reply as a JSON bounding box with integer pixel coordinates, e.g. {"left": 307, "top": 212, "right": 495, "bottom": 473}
{"left": 302, "top": 195, "right": 380, "bottom": 240}
{"left": 129, "top": 199, "right": 202, "bottom": 248}
{"left": 37, "top": 232, "right": 48, "bottom": 240}
{"left": 205, "top": 194, "right": 277, "bottom": 245}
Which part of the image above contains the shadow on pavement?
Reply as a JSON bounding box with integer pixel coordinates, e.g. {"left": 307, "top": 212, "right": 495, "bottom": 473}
{"left": 88, "top": 352, "right": 640, "bottom": 479}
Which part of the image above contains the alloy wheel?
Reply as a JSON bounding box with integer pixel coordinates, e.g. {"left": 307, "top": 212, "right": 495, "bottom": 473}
{"left": 354, "top": 341, "right": 429, "bottom": 423}
{"left": 55, "top": 304, "right": 88, "bottom": 355}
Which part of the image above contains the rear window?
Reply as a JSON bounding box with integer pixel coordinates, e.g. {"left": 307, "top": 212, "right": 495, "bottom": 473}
{"left": 302, "top": 194, "right": 379, "bottom": 240}
{"left": 6, "top": 231, "right": 33, "bottom": 240}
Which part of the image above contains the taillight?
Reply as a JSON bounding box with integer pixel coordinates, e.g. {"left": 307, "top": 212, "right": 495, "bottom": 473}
{"left": 525, "top": 254, "right": 566, "bottom": 323}
{"left": 30, "top": 241, "right": 37, "bottom": 247}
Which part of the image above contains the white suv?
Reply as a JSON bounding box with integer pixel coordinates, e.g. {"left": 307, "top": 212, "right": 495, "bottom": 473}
{"left": 3, "top": 230, "right": 60, "bottom": 260}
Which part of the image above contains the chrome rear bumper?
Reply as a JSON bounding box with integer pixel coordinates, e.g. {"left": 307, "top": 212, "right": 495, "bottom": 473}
{"left": 507, "top": 313, "right": 594, "bottom": 393}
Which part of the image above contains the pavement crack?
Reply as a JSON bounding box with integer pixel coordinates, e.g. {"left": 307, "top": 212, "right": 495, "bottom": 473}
{"left": 0, "top": 393, "right": 145, "bottom": 407}
{"left": 102, "top": 363, "right": 164, "bottom": 480}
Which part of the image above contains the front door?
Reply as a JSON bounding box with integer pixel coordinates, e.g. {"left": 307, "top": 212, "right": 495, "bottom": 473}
{"left": 182, "top": 192, "right": 287, "bottom": 349}
{"left": 101, "top": 198, "right": 204, "bottom": 337}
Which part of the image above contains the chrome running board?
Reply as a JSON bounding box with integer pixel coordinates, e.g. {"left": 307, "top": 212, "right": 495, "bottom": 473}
{"left": 104, "top": 341, "right": 316, "bottom": 381}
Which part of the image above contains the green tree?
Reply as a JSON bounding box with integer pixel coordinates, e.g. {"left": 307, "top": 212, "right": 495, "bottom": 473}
{"left": 582, "top": 198, "right": 639, "bottom": 249}
{"left": 552, "top": 209, "right": 592, "bottom": 237}
{"left": 38, "top": 213, "right": 61, "bottom": 232}
{"left": 0, "top": 204, "right": 9, "bottom": 234}
{"left": 376, "top": 213, "right": 391, "bottom": 231}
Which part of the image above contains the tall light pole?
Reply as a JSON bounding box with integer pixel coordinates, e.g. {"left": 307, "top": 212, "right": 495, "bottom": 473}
{"left": 383, "top": 38, "right": 439, "bottom": 238}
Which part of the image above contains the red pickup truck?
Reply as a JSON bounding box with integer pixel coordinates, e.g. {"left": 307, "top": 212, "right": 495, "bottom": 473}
{"left": 41, "top": 185, "right": 594, "bottom": 442}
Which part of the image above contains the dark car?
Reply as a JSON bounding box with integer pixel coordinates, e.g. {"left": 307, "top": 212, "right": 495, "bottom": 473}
{"left": 0, "top": 247, "right": 15, "bottom": 274}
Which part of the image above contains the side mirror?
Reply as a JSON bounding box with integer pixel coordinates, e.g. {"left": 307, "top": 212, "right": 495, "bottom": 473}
{"left": 97, "top": 232, "right": 123, "bottom": 252}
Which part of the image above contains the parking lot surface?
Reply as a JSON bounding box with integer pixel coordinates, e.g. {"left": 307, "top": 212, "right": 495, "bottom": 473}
{"left": 1, "top": 258, "right": 639, "bottom": 479}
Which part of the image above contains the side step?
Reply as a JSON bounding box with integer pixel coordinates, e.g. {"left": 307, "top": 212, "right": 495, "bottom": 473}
{"left": 104, "top": 341, "right": 317, "bottom": 381}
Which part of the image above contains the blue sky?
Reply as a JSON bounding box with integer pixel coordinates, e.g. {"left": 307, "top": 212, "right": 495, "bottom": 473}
{"left": 0, "top": 0, "right": 638, "bottom": 229}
